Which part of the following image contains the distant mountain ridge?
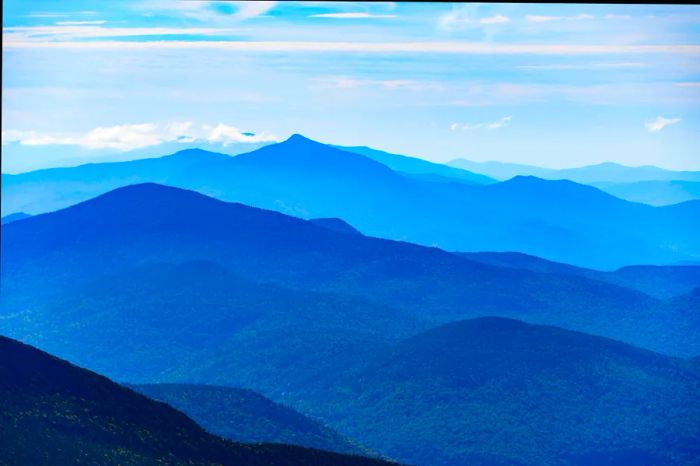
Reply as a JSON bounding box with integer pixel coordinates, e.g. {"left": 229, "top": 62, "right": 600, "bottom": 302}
{"left": 447, "top": 159, "right": 700, "bottom": 183}
{"left": 447, "top": 159, "right": 700, "bottom": 205}
{"left": 3, "top": 135, "right": 699, "bottom": 268}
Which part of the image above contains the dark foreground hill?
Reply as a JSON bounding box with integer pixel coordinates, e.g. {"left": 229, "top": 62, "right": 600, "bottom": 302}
{"left": 321, "top": 317, "right": 700, "bottom": 466}
{"left": 0, "top": 335, "right": 397, "bottom": 466}
{"left": 2, "top": 183, "right": 696, "bottom": 357}
{"left": 131, "top": 383, "right": 367, "bottom": 455}
{"left": 4, "top": 135, "right": 699, "bottom": 268}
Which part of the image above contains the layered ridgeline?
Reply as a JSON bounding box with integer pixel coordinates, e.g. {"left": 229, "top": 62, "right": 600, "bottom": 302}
{"left": 2, "top": 183, "right": 698, "bottom": 358}
{"left": 319, "top": 318, "right": 700, "bottom": 466}
{"left": 0, "top": 336, "right": 397, "bottom": 466}
{"left": 446, "top": 159, "right": 700, "bottom": 206}
{"left": 3, "top": 135, "right": 699, "bottom": 268}
{"left": 460, "top": 251, "right": 700, "bottom": 299}
{"left": 131, "top": 384, "right": 367, "bottom": 456}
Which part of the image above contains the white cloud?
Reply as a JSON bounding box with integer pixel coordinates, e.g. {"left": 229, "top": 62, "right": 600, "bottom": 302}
{"left": 451, "top": 116, "right": 512, "bottom": 131}
{"left": 5, "top": 35, "right": 698, "bottom": 55}
{"left": 437, "top": 7, "right": 471, "bottom": 30}
{"left": 55, "top": 20, "right": 107, "bottom": 25}
{"left": 525, "top": 14, "right": 594, "bottom": 22}
{"left": 205, "top": 124, "right": 277, "bottom": 145}
{"left": 518, "top": 62, "right": 647, "bottom": 70}
{"left": 227, "top": 1, "right": 276, "bottom": 20}
{"left": 480, "top": 15, "right": 510, "bottom": 25}
{"left": 135, "top": 1, "right": 275, "bottom": 21}
{"left": 645, "top": 116, "right": 681, "bottom": 132}
{"left": 3, "top": 26, "right": 231, "bottom": 40}
{"left": 1, "top": 122, "right": 278, "bottom": 150}
{"left": 309, "top": 13, "right": 396, "bottom": 19}
{"left": 314, "top": 76, "right": 443, "bottom": 91}
{"left": 604, "top": 14, "right": 631, "bottom": 20}
{"left": 487, "top": 115, "right": 512, "bottom": 129}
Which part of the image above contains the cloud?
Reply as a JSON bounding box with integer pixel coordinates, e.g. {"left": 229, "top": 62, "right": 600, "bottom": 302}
{"left": 480, "top": 15, "right": 510, "bottom": 25}
{"left": 518, "top": 62, "right": 647, "bottom": 70}
{"left": 3, "top": 26, "right": 231, "bottom": 40}
{"left": 1, "top": 122, "right": 278, "bottom": 150}
{"left": 55, "top": 20, "right": 107, "bottom": 25}
{"left": 314, "top": 76, "right": 442, "bottom": 91}
{"left": 437, "top": 7, "right": 471, "bottom": 30}
{"left": 5, "top": 35, "right": 699, "bottom": 56}
{"left": 136, "top": 1, "right": 276, "bottom": 21}
{"left": 309, "top": 13, "right": 396, "bottom": 19}
{"left": 437, "top": 8, "right": 509, "bottom": 29}
{"left": 230, "top": 1, "right": 277, "bottom": 20}
{"left": 525, "top": 14, "right": 594, "bottom": 22}
{"left": 451, "top": 116, "right": 512, "bottom": 131}
{"left": 645, "top": 116, "right": 680, "bottom": 132}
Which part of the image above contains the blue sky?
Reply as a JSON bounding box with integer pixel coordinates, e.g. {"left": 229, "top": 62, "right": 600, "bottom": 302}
{"left": 2, "top": 1, "right": 699, "bottom": 172}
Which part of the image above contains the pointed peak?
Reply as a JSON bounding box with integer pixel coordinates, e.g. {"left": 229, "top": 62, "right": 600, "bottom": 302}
{"left": 283, "top": 133, "right": 321, "bottom": 145}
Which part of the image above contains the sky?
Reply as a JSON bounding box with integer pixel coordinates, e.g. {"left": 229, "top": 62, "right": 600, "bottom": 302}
{"left": 2, "top": 1, "right": 700, "bottom": 173}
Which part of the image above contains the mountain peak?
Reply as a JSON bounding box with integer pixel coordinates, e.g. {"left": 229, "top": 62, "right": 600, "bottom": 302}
{"left": 284, "top": 133, "right": 317, "bottom": 145}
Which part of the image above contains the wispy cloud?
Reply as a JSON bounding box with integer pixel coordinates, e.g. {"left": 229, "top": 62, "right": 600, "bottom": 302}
{"left": 309, "top": 13, "right": 396, "bottom": 19}
{"left": 518, "top": 62, "right": 647, "bottom": 71}
{"left": 525, "top": 14, "right": 594, "bottom": 22}
{"left": 4, "top": 34, "right": 699, "bottom": 56}
{"left": 451, "top": 116, "right": 512, "bottom": 130}
{"left": 313, "top": 76, "right": 442, "bottom": 91}
{"left": 645, "top": 116, "right": 681, "bottom": 132}
{"left": 1, "top": 122, "right": 278, "bottom": 150}
{"left": 480, "top": 15, "right": 510, "bottom": 25}
{"left": 3, "top": 26, "right": 233, "bottom": 40}
{"left": 55, "top": 20, "right": 107, "bottom": 25}
{"left": 603, "top": 14, "right": 631, "bottom": 20}
{"left": 437, "top": 7, "right": 509, "bottom": 30}
{"left": 133, "top": 1, "right": 275, "bottom": 22}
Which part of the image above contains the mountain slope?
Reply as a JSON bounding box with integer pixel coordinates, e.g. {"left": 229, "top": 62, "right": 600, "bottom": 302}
{"left": 590, "top": 180, "right": 700, "bottom": 206}
{"left": 310, "top": 217, "right": 363, "bottom": 235}
{"left": 322, "top": 317, "right": 700, "bottom": 466}
{"left": 4, "top": 260, "right": 423, "bottom": 392}
{"left": 131, "top": 383, "right": 366, "bottom": 455}
{"left": 3, "top": 135, "right": 699, "bottom": 268}
{"left": 460, "top": 251, "right": 700, "bottom": 299}
{"left": 336, "top": 145, "right": 495, "bottom": 184}
{"left": 0, "top": 335, "right": 396, "bottom": 466}
{"left": 2, "top": 183, "right": 695, "bottom": 356}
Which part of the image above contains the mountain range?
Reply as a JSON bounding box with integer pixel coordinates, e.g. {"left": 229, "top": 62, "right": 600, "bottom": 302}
{"left": 3, "top": 134, "right": 699, "bottom": 268}
{"left": 446, "top": 159, "right": 700, "bottom": 205}
{"left": 3, "top": 182, "right": 698, "bottom": 358}
{"left": 2, "top": 134, "right": 699, "bottom": 466}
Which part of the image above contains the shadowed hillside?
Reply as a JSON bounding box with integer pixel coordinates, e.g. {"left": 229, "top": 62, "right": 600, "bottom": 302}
{"left": 0, "top": 336, "right": 398, "bottom": 466}
{"left": 131, "top": 383, "right": 368, "bottom": 455}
